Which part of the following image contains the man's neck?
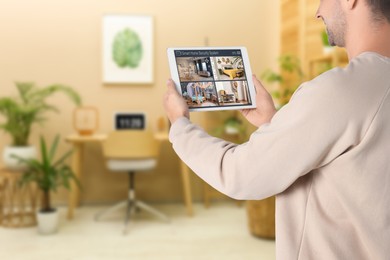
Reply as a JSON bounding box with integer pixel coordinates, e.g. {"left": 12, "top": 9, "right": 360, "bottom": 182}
{"left": 346, "top": 20, "right": 390, "bottom": 60}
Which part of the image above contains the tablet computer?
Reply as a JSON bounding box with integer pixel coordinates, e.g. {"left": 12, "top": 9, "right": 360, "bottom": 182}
{"left": 167, "top": 47, "right": 256, "bottom": 112}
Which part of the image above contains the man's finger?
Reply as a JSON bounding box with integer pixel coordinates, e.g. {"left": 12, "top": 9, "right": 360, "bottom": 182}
{"left": 252, "top": 75, "right": 266, "bottom": 93}
{"left": 167, "top": 79, "right": 178, "bottom": 93}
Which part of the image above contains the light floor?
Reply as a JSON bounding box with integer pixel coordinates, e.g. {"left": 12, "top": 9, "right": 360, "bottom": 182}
{"left": 0, "top": 202, "right": 275, "bottom": 260}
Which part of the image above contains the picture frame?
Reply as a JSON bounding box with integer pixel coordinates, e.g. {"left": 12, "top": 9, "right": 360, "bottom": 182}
{"left": 102, "top": 15, "right": 154, "bottom": 84}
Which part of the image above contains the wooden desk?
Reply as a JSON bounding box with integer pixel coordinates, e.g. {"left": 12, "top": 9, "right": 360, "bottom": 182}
{"left": 65, "top": 133, "right": 193, "bottom": 220}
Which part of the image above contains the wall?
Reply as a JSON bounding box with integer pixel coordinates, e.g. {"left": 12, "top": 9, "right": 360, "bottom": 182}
{"left": 0, "top": 0, "right": 280, "bottom": 205}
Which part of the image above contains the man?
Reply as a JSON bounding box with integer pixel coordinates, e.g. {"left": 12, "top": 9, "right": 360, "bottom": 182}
{"left": 164, "top": 0, "right": 390, "bottom": 259}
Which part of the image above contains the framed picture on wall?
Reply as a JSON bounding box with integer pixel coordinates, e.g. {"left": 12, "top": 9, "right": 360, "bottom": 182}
{"left": 102, "top": 15, "right": 154, "bottom": 84}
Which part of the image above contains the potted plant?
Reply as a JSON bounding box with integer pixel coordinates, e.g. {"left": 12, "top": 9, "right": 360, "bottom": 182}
{"left": 212, "top": 111, "right": 247, "bottom": 143}
{"left": 0, "top": 82, "right": 81, "bottom": 169}
{"left": 261, "top": 55, "right": 304, "bottom": 110}
{"left": 15, "top": 135, "right": 79, "bottom": 234}
{"left": 223, "top": 116, "right": 245, "bottom": 135}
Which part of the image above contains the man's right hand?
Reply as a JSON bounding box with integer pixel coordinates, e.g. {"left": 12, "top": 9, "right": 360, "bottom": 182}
{"left": 241, "top": 75, "right": 277, "bottom": 128}
{"left": 163, "top": 79, "right": 190, "bottom": 124}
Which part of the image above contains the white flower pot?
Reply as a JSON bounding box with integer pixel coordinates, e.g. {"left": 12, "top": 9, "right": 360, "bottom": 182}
{"left": 3, "top": 146, "right": 37, "bottom": 170}
{"left": 323, "top": 46, "right": 334, "bottom": 55}
{"left": 37, "top": 209, "right": 59, "bottom": 235}
{"left": 225, "top": 126, "right": 239, "bottom": 135}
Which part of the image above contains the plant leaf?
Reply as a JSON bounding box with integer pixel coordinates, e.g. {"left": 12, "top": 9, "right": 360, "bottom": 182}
{"left": 53, "top": 149, "right": 73, "bottom": 167}
{"left": 40, "top": 136, "right": 50, "bottom": 170}
{"left": 49, "top": 134, "right": 60, "bottom": 163}
{"left": 15, "top": 82, "right": 35, "bottom": 104}
{"left": 29, "top": 84, "right": 82, "bottom": 106}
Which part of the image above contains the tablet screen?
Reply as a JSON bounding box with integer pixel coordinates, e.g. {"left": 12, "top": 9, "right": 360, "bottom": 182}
{"left": 173, "top": 49, "right": 253, "bottom": 109}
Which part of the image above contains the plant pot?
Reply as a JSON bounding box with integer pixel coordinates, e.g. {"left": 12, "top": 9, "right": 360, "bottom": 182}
{"left": 323, "top": 46, "right": 334, "bottom": 55}
{"left": 37, "top": 208, "right": 59, "bottom": 235}
{"left": 2, "top": 146, "right": 37, "bottom": 170}
{"left": 246, "top": 197, "right": 275, "bottom": 239}
{"left": 225, "top": 125, "right": 239, "bottom": 135}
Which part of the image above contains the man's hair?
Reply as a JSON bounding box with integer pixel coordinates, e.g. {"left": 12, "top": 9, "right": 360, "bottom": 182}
{"left": 365, "top": 0, "right": 390, "bottom": 23}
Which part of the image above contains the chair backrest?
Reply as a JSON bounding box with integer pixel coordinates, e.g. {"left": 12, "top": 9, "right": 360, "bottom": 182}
{"left": 103, "top": 131, "right": 159, "bottom": 159}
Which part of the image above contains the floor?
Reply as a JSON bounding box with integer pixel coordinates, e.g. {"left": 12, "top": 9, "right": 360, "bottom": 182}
{"left": 0, "top": 202, "right": 275, "bottom": 260}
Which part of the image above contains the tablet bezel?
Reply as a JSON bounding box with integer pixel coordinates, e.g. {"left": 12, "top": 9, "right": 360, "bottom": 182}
{"left": 167, "top": 46, "right": 257, "bottom": 112}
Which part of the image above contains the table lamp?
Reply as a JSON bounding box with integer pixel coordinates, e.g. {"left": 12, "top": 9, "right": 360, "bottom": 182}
{"left": 73, "top": 106, "right": 99, "bottom": 136}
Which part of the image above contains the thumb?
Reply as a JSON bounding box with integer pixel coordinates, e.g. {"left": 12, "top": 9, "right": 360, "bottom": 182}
{"left": 252, "top": 75, "right": 267, "bottom": 94}
{"left": 167, "top": 79, "right": 178, "bottom": 93}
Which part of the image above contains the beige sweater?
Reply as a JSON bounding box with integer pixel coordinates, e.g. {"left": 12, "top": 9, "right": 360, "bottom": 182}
{"left": 169, "top": 52, "right": 390, "bottom": 260}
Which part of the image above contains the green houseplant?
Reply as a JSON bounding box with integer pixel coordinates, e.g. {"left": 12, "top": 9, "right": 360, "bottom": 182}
{"left": 223, "top": 116, "right": 245, "bottom": 135}
{"left": 212, "top": 111, "right": 247, "bottom": 143}
{"left": 15, "top": 135, "right": 79, "bottom": 234}
{"left": 0, "top": 82, "right": 81, "bottom": 169}
{"left": 261, "top": 55, "right": 304, "bottom": 109}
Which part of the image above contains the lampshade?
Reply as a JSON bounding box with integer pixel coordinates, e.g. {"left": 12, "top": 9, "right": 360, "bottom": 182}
{"left": 73, "top": 106, "right": 99, "bottom": 136}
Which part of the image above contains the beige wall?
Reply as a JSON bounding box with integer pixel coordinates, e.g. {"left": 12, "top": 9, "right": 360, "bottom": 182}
{"left": 0, "top": 0, "right": 280, "bottom": 205}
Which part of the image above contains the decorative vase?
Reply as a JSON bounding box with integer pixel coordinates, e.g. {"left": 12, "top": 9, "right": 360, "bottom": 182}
{"left": 37, "top": 209, "right": 59, "bottom": 235}
{"left": 3, "top": 146, "right": 37, "bottom": 170}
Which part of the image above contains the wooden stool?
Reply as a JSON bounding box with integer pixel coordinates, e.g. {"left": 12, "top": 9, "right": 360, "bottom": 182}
{"left": 0, "top": 167, "right": 39, "bottom": 228}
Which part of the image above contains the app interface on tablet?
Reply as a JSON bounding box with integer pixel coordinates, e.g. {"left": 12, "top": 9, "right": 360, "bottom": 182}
{"left": 174, "top": 49, "right": 253, "bottom": 109}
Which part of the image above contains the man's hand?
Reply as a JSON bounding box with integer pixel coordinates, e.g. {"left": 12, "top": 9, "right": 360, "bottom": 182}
{"left": 241, "top": 75, "right": 277, "bottom": 128}
{"left": 164, "top": 79, "right": 190, "bottom": 124}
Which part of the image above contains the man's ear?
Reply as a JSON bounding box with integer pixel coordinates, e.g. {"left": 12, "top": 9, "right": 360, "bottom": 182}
{"left": 347, "top": 0, "right": 358, "bottom": 9}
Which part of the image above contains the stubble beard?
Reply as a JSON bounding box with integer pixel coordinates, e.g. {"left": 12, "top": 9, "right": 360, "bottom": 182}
{"left": 325, "top": 3, "right": 347, "bottom": 47}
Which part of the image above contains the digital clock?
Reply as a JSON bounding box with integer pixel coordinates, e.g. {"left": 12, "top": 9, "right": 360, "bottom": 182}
{"left": 114, "top": 113, "right": 145, "bottom": 130}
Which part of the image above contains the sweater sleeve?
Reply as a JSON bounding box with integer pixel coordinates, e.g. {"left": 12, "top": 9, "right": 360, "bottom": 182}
{"left": 169, "top": 79, "right": 362, "bottom": 200}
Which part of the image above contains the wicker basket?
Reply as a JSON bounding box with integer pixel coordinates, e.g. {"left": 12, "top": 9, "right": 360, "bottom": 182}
{"left": 246, "top": 196, "right": 275, "bottom": 239}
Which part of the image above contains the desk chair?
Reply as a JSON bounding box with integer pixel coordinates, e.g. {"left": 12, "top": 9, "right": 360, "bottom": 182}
{"left": 95, "top": 130, "right": 169, "bottom": 234}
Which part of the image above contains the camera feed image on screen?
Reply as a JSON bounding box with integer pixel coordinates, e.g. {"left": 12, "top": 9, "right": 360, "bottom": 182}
{"left": 174, "top": 49, "right": 252, "bottom": 109}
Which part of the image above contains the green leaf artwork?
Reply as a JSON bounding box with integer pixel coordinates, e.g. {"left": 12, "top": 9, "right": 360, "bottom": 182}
{"left": 112, "top": 28, "right": 143, "bottom": 69}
